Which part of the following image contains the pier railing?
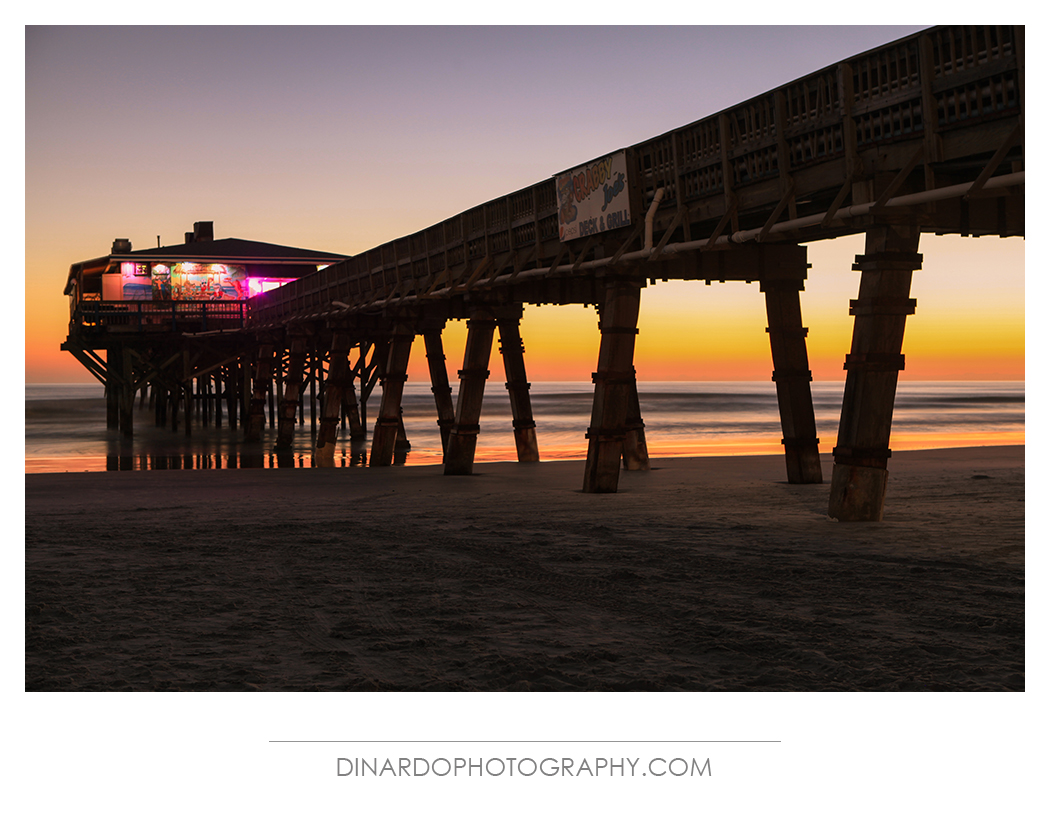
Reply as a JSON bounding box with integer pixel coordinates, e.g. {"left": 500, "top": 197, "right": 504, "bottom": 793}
{"left": 72, "top": 301, "right": 250, "bottom": 334}
{"left": 248, "top": 24, "right": 1023, "bottom": 328}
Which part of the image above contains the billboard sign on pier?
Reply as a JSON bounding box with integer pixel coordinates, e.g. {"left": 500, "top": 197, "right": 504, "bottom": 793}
{"left": 557, "top": 151, "right": 631, "bottom": 242}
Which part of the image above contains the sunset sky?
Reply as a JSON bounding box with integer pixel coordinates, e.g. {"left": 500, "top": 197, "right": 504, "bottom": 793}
{"left": 24, "top": 25, "right": 1025, "bottom": 384}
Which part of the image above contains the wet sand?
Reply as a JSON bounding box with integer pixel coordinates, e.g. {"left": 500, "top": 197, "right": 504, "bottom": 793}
{"left": 25, "top": 446, "right": 1024, "bottom": 691}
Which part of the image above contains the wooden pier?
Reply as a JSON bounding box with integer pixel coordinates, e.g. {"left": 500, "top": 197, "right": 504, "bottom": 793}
{"left": 62, "top": 25, "right": 1024, "bottom": 521}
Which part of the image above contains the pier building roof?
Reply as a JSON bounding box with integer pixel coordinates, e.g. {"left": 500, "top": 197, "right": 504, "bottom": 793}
{"left": 64, "top": 221, "right": 350, "bottom": 296}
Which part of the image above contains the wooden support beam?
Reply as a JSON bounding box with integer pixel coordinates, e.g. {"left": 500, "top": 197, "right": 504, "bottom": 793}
{"left": 173, "top": 379, "right": 184, "bottom": 434}
{"left": 457, "top": 255, "right": 493, "bottom": 292}
{"left": 869, "top": 145, "right": 925, "bottom": 215}
{"left": 211, "top": 371, "right": 221, "bottom": 430}
{"left": 820, "top": 175, "right": 855, "bottom": 228}
{"left": 199, "top": 374, "right": 208, "bottom": 426}
{"left": 241, "top": 356, "right": 252, "bottom": 433}
{"left": 343, "top": 359, "right": 366, "bottom": 442}
{"left": 166, "top": 380, "right": 177, "bottom": 426}
{"left": 718, "top": 114, "right": 739, "bottom": 234}
{"left": 964, "top": 123, "right": 1022, "bottom": 200}
{"left": 608, "top": 220, "right": 645, "bottom": 267}
{"left": 267, "top": 376, "right": 276, "bottom": 430}
{"left": 422, "top": 268, "right": 450, "bottom": 298}
{"left": 331, "top": 341, "right": 365, "bottom": 441}
{"left": 297, "top": 370, "right": 305, "bottom": 427}
{"left": 61, "top": 340, "right": 108, "bottom": 384}
{"left": 652, "top": 208, "right": 685, "bottom": 257}
{"left": 1017, "top": 26, "right": 1025, "bottom": 164}
{"left": 275, "top": 334, "right": 307, "bottom": 450}
{"left": 570, "top": 235, "right": 599, "bottom": 273}
{"left": 182, "top": 350, "right": 192, "bottom": 436}
{"left": 423, "top": 325, "right": 456, "bottom": 453}
{"left": 395, "top": 406, "right": 411, "bottom": 454}
{"left": 622, "top": 370, "right": 649, "bottom": 471}
{"left": 83, "top": 348, "right": 109, "bottom": 384}
{"left": 774, "top": 90, "right": 798, "bottom": 223}
{"left": 361, "top": 341, "right": 385, "bottom": 433}
{"left": 206, "top": 373, "right": 219, "bottom": 429}
{"left": 761, "top": 246, "right": 823, "bottom": 484}
{"left": 369, "top": 324, "right": 414, "bottom": 467}
{"left": 918, "top": 34, "right": 944, "bottom": 184}
{"left": 496, "top": 309, "right": 540, "bottom": 463}
{"left": 481, "top": 250, "right": 517, "bottom": 287}
{"left": 545, "top": 242, "right": 569, "bottom": 277}
{"left": 164, "top": 383, "right": 176, "bottom": 437}
{"left": 153, "top": 383, "right": 164, "bottom": 427}
{"left": 837, "top": 60, "right": 863, "bottom": 198}
{"left": 508, "top": 242, "right": 539, "bottom": 282}
{"left": 166, "top": 381, "right": 177, "bottom": 433}
{"left": 119, "top": 345, "right": 134, "bottom": 438}
{"left": 828, "top": 223, "right": 921, "bottom": 521}
{"left": 316, "top": 334, "right": 351, "bottom": 464}
{"left": 308, "top": 352, "right": 318, "bottom": 436}
{"left": 703, "top": 200, "right": 738, "bottom": 250}
{"left": 444, "top": 310, "right": 496, "bottom": 475}
{"left": 105, "top": 344, "right": 120, "bottom": 430}
{"left": 225, "top": 364, "right": 238, "bottom": 431}
{"left": 583, "top": 280, "right": 642, "bottom": 493}
{"left": 757, "top": 180, "right": 796, "bottom": 243}
{"left": 188, "top": 351, "right": 245, "bottom": 383}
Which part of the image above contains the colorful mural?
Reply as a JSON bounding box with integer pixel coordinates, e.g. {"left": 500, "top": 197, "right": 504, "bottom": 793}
{"left": 118, "top": 262, "right": 295, "bottom": 301}
{"left": 168, "top": 263, "right": 248, "bottom": 300}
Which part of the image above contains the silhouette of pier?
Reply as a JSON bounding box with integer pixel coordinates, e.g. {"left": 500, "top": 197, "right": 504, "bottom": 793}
{"left": 63, "top": 25, "right": 1024, "bottom": 520}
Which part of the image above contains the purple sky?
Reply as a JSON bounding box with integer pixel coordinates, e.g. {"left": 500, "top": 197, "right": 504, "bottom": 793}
{"left": 27, "top": 26, "right": 928, "bottom": 255}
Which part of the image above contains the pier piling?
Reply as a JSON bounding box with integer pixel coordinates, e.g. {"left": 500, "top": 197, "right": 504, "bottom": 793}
{"left": 444, "top": 311, "right": 497, "bottom": 475}
{"left": 829, "top": 223, "right": 921, "bottom": 521}
{"left": 369, "top": 324, "right": 414, "bottom": 467}
{"left": 424, "top": 323, "right": 457, "bottom": 454}
{"left": 275, "top": 334, "right": 307, "bottom": 451}
{"left": 761, "top": 246, "right": 823, "bottom": 484}
{"left": 317, "top": 334, "right": 351, "bottom": 464}
{"left": 583, "top": 279, "right": 642, "bottom": 493}
{"left": 497, "top": 308, "right": 540, "bottom": 463}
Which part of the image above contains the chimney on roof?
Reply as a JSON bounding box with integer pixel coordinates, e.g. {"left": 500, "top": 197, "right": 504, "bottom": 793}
{"left": 193, "top": 221, "right": 214, "bottom": 242}
{"left": 185, "top": 232, "right": 194, "bottom": 244}
{"left": 112, "top": 238, "right": 132, "bottom": 254}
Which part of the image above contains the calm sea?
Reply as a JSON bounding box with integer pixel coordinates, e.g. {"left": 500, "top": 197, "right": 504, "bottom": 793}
{"left": 25, "top": 381, "right": 1024, "bottom": 473}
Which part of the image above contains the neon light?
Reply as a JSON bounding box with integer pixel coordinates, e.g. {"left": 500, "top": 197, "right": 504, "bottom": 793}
{"left": 247, "top": 277, "right": 297, "bottom": 296}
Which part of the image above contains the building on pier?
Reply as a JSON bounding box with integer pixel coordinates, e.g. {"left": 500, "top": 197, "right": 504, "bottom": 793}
{"left": 64, "top": 221, "right": 347, "bottom": 328}
{"left": 62, "top": 221, "right": 349, "bottom": 438}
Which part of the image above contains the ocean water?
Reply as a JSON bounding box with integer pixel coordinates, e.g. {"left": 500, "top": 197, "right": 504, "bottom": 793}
{"left": 24, "top": 381, "right": 1024, "bottom": 473}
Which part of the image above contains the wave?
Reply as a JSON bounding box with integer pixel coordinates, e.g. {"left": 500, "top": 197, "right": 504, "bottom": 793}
{"left": 26, "top": 381, "right": 1024, "bottom": 473}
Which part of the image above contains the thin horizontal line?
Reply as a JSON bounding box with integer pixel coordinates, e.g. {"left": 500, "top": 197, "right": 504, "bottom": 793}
{"left": 269, "top": 740, "right": 780, "bottom": 744}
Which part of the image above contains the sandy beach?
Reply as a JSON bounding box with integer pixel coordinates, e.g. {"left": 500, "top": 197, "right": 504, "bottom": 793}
{"left": 25, "top": 446, "right": 1024, "bottom": 691}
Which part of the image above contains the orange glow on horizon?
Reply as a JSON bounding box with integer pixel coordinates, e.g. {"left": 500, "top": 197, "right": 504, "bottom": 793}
{"left": 28, "top": 233, "right": 1022, "bottom": 386}
{"left": 26, "top": 427, "right": 1023, "bottom": 475}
